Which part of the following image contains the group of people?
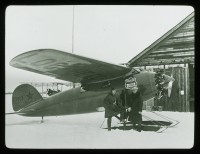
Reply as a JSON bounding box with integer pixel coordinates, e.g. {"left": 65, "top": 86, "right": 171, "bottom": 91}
{"left": 103, "top": 86, "right": 143, "bottom": 132}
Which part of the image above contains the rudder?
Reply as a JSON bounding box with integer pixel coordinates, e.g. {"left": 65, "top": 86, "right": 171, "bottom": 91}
{"left": 12, "top": 84, "right": 43, "bottom": 111}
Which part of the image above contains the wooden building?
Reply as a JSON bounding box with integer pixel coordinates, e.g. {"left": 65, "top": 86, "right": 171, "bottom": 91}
{"left": 128, "top": 12, "right": 194, "bottom": 112}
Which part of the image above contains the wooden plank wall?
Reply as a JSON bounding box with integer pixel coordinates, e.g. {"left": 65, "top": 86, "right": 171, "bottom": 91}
{"left": 188, "top": 64, "right": 194, "bottom": 112}
{"left": 166, "top": 67, "right": 190, "bottom": 112}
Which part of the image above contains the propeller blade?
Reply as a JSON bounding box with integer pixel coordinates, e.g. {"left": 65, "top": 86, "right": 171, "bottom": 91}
{"left": 167, "top": 80, "right": 174, "bottom": 97}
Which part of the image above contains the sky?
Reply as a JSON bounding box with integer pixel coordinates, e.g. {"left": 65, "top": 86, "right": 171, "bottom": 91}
{"left": 5, "top": 5, "right": 194, "bottom": 92}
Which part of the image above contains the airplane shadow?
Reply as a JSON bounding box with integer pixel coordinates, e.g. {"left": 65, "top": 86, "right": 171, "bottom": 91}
{"left": 103, "top": 121, "right": 172, "bottom": 132}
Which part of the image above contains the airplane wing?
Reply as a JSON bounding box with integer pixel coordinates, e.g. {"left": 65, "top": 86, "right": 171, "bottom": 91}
{"left": 10, "top": 49, "right": 139, "bottom": 83}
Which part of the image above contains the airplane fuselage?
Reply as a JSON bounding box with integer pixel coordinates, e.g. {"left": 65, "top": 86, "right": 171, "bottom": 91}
{"left": 18, "top": 71, "right": 158, "bottom": 117}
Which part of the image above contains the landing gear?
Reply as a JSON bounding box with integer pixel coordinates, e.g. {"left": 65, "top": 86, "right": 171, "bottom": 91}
{"left": 123, "top": 122, "right": 126, "bottom": 131}
{"left": 121, "top": 119, "right": 126, "bottom": 131}
{"left": 40, "top": 116, "right": 44, "bottom": 123}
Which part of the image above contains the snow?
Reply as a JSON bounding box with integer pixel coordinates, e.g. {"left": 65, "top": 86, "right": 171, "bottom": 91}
{"left": 5, "top": 95, "right": 194, "bottom": 149}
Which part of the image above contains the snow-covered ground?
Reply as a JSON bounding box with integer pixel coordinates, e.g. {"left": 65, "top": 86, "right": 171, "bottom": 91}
{"left": 5, "top": 95, "right": 194, "bottom": 149}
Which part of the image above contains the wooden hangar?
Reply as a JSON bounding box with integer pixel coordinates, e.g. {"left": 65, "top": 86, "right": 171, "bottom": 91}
{"left": 128, "top": 12, "right": 194, "bottom": 112}
{"left": 128, "top": 12, "right": 194, "bottom": 67}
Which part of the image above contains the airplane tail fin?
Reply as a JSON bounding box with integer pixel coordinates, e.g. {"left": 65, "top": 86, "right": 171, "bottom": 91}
{"left": 12, "top": 84, "right": 43, "bottom": 111}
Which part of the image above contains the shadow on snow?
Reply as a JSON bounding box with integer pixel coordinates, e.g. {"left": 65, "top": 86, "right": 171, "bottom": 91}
{"left": 103, "top": 121, "right": 172, "bottom": 132}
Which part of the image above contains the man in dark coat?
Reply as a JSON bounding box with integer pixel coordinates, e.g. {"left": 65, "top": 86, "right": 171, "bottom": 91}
{"left": 104, "top": 88, "right": 125, "bottom": 131}
{"left": 127, "top": 86, "right": 143, "bottom": 132}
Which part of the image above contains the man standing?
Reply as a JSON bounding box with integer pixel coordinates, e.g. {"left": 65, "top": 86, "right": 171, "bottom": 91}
{"left": 104, "top": 87, "right": 124, "bottom": 131}
{"left": 127, "top": 86, "right": 143, "bottom": 132}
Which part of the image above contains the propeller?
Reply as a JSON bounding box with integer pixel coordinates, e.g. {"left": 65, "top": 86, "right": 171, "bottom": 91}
{"left": 154, "top": 69, "right": 174, "bottom": 99}
{"left": 167, "top": 80, "right": 173, "bottom": 97}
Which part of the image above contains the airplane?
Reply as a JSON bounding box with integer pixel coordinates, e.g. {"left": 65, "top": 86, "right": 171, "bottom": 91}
{"left": 7, "top": 49, "right": 175, "bottom": 124}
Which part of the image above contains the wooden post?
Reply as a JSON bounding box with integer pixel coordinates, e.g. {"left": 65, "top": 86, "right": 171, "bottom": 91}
{"left": 72, "top": 6, "right": 75, "bottom": 89}
{"left": 180, "top": 68, "right": 183, "bottom": 111}
{"left": 188, "top": 63, "right": 194, "bottom": 112}
{"left": 182, "top": 68, "right": 185, "bottom": 112}
{"left": 185, "top": 67, "right": 190, "bottom": 112}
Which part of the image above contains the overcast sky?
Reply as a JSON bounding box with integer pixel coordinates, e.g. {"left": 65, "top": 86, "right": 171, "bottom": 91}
{"left": 5, "top": 5, "right": 194, "bottom": 92}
